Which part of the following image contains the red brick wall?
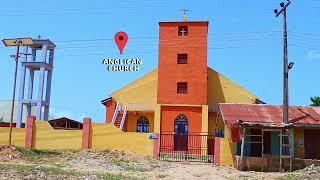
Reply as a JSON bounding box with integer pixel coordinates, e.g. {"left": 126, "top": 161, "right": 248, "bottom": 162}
{"left": 157, "top": 21, "right": 208, "bottom": 105}
{"left": 160, "top": 106, "right": 202, "bottom": 133}
{"left": 105, "top": 101, "right": 116, "bottom": 123}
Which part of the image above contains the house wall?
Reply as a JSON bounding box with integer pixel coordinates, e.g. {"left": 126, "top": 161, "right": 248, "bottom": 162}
{"left": 271, "top": 131, "right": 280, "bottom": 155}
{"left": 219, "top": 126, "right": 236, "bottom": 166}
{"left": 157, "top": 21, "right": 208, "bottom": 105}
{"left": 126, "top": 112, "right": 154, "bottom": 133}
{"left": 294, "top": 128, "right": 304, "bottom": 158}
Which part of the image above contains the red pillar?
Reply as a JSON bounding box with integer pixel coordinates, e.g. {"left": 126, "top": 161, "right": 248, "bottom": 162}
{"left": 25, "top": 116, "right": 36, "bottom": 148}
{"left": 214, "top": 137, "right": 221, "bottom": 165}
{"left": 82, "top": 118, "right": 92, "bottom": 149}
{"left": 152, "top": 133, "right": 160, "bottom": 160}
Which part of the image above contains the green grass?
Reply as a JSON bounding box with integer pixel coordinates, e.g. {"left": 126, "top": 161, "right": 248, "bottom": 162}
{"left": 114, "top": 162, "right": 151, "bottom": 172}
{"left": 0, "top": 163, "right": 140, "bottom": 179}
{"left": 97, "top": 173, "right": 143, "bottom": 180}
{"left": 0, "top": 163, "right": 76, "bottom": 176}
{"left": 15, "top": 146, "right": 61, "bottom": 160}
{"left": 275, "top": 175, "right": 305, "bottom": 180}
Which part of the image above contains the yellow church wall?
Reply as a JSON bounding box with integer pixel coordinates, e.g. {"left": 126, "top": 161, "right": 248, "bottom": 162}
{"left": 91, "top": 123, "right": 153, "bottom": 156}
{"left": 111, "top": 68, "right": 158, "bottom": 106}
{"left": 154, "top": 104, "right": 161, "bottom": 133}
{"left": 0, "top": 127, "right": 25, "bottom": 147}
{"left": 111, "top": 67, "right": 256, "bottom": 108}
{"left": 208, "top": 67, "right": 257, "bottom": 106}
{"left": 201, "top": 105, "right": 209, "bottom": 133}
{"left": 208, "top": 112, "right": 217, "bottom": 134}
{"left": 126, "top": 112, "right": 154, "bottom": 133}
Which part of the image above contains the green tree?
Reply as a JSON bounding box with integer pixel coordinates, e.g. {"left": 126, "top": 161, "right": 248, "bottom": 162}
{"left": 310, "top": 96, "right": 320, "bottom": 106}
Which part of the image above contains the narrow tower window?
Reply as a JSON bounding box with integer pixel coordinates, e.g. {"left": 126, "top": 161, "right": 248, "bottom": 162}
{"left": 177, "top": 54, "right": 188, "bottom": 64}
{"left": 178, "top": 26, "right": 188, "bottom": 36}
{"left": 177, "top": 82, "right": 188, "bottom": 94}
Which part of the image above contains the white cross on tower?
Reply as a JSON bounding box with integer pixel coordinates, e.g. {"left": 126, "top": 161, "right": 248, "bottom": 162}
{"left": 181, "top": 8, "right": 189, "bottom": 21}
{"left": 180, "top": 28, "right": 187, "bottom": 36}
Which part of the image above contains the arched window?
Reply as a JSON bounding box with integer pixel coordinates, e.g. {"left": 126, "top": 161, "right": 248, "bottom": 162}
{"left": 136, "top": 116, "right": 149, "bottom": 133}
{"left": 174, "top": 114, "right": 188, "bottom": 135}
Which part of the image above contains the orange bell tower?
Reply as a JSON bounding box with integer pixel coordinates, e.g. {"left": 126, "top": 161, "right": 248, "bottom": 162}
{"left": 157, "top": 21, "right": 208, "bottom": 105}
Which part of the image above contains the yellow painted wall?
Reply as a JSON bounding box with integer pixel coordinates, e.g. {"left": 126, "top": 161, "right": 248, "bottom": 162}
{"left": 0, "top": 127, "right": 25, "bottom": 147}
{"left": 154, "top": 104, "right": 161, "bottom": 133}
{"left": 208, "top": 112, "right": 217, "bottom": 134}
{"left": 1, "top": 122, "right": 154, "bottom": 156}
{"left": 91, "top": 123, "right": 153, "bottom": 156}
{"left": 34, "top": 121, "right": 82, "bottom": 149}
{"left": 201, "top": 105, "right": 209, "bottom": 133}
{"left": 208, "top": 67, "right": 257, "bottom": 105}
{"left": 220, "top": 125, "right": 236, "bottom": 166}
{"left": 126, "top": 112, "right": 154, "bottom": 133}
{"left": 111, "top": 68, "right": 158, "bottom": 106}
{"left": 111, "top": 67, "right": 256, "bottom": 108}
{"left": 294, "top": 128, "right": 304, "bottom": 158}
{"left": 216, "top": 114, "right": 225, "bottom": 130}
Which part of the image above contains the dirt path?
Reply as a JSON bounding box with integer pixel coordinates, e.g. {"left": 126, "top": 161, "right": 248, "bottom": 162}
{"left": 0, "top": 146, "right": 319, "bottom": 180}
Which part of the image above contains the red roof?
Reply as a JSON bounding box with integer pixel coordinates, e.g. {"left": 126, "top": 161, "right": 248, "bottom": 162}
{"left": 218, "top": 103, "right": 320, "bottom": 128}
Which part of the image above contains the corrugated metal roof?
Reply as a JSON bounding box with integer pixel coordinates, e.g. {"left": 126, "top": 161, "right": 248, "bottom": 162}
{"left": 218, "top": 103, "right": 320, "bottom": 127}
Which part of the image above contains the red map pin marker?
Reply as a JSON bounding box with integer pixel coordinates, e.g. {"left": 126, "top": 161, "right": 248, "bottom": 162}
{"left": 114, "top": 32, "right": 128, "bottom": 54}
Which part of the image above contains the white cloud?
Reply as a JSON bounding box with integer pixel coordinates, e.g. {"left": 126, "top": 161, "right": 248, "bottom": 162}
{"left": 307, "top": 50, "right": 320, "bottom": 61}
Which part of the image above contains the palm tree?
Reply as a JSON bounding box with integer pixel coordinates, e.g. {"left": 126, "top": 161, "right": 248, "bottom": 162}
{"left": 310, "top": 96, "right": 320, "bottom": 106}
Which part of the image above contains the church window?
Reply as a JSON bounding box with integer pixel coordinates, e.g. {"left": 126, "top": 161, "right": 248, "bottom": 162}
{"left": 177, "top": 82, "right": 188, "bottom": 94}
{"left": 136, "top": 116, "right": 149, "bottom": 133}
{"left": 178, "top": 26, "right": 188, "bottom": 36}
{"left": 177, "top": 54, "right": 188, "bottom": 64}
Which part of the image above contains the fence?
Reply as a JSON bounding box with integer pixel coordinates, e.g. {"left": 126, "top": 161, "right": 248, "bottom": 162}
{"left": 158, "top": 132, "right": 214, "bottom": 162}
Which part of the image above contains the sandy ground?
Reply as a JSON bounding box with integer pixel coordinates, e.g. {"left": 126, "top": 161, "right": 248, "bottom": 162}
{"left": 0, "top": 146, "right": 319, "bottom": 180}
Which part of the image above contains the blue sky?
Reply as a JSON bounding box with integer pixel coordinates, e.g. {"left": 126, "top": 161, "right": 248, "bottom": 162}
{"left": 0, "top": 0, "right": 319, "bottom": 122}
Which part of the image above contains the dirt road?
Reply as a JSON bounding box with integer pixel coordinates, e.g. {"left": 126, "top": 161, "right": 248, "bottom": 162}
{"left": 0, "top": 146, "right": 319, "bottom": 180}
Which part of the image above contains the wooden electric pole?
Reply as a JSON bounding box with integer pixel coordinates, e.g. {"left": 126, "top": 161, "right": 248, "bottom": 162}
{"left": 9, "top": 39, "right": 22, "bottom": 146}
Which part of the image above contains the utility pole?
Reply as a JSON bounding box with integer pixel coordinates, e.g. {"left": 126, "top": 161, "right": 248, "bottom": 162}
{"left": 274, "top": 1, "right": 294, "bottom": 172}
{"left": 9, "top": 39, "right": 22, "bottom": 146}
{"left": 274, "top": 0, "right": 292, "bottom": 125}
{"left": 3, "top": 37, "right": 33, "bottom": 145}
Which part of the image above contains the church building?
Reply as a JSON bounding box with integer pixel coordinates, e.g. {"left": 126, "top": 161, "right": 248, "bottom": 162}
{"left": 102, "top": 20, "right": 260, "bottom": 162}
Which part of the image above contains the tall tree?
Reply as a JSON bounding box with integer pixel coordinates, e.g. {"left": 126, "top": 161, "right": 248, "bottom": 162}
{"left": 310, "top": 96, "right": 320, "bottom": 106}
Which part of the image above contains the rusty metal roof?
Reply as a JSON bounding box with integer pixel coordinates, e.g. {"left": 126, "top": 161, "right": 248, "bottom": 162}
{"left": 218, "top": 103, "right": 320, "bottom": 128}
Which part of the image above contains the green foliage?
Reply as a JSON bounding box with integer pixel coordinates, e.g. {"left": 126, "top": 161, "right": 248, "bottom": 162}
{"left": 0, "top": 163, "right": 76, "bottom": 176}
{"left": 15, "top": 147, "right": 61, "bottom": 160}
{"left": 114, "top": 161, "right": 151, "bottom": 172}
{"left": 97, "top": 173, "right": 142, "bottom": 180}
{"left": 310, "top": 96, "right": 320, "bottom": 106}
